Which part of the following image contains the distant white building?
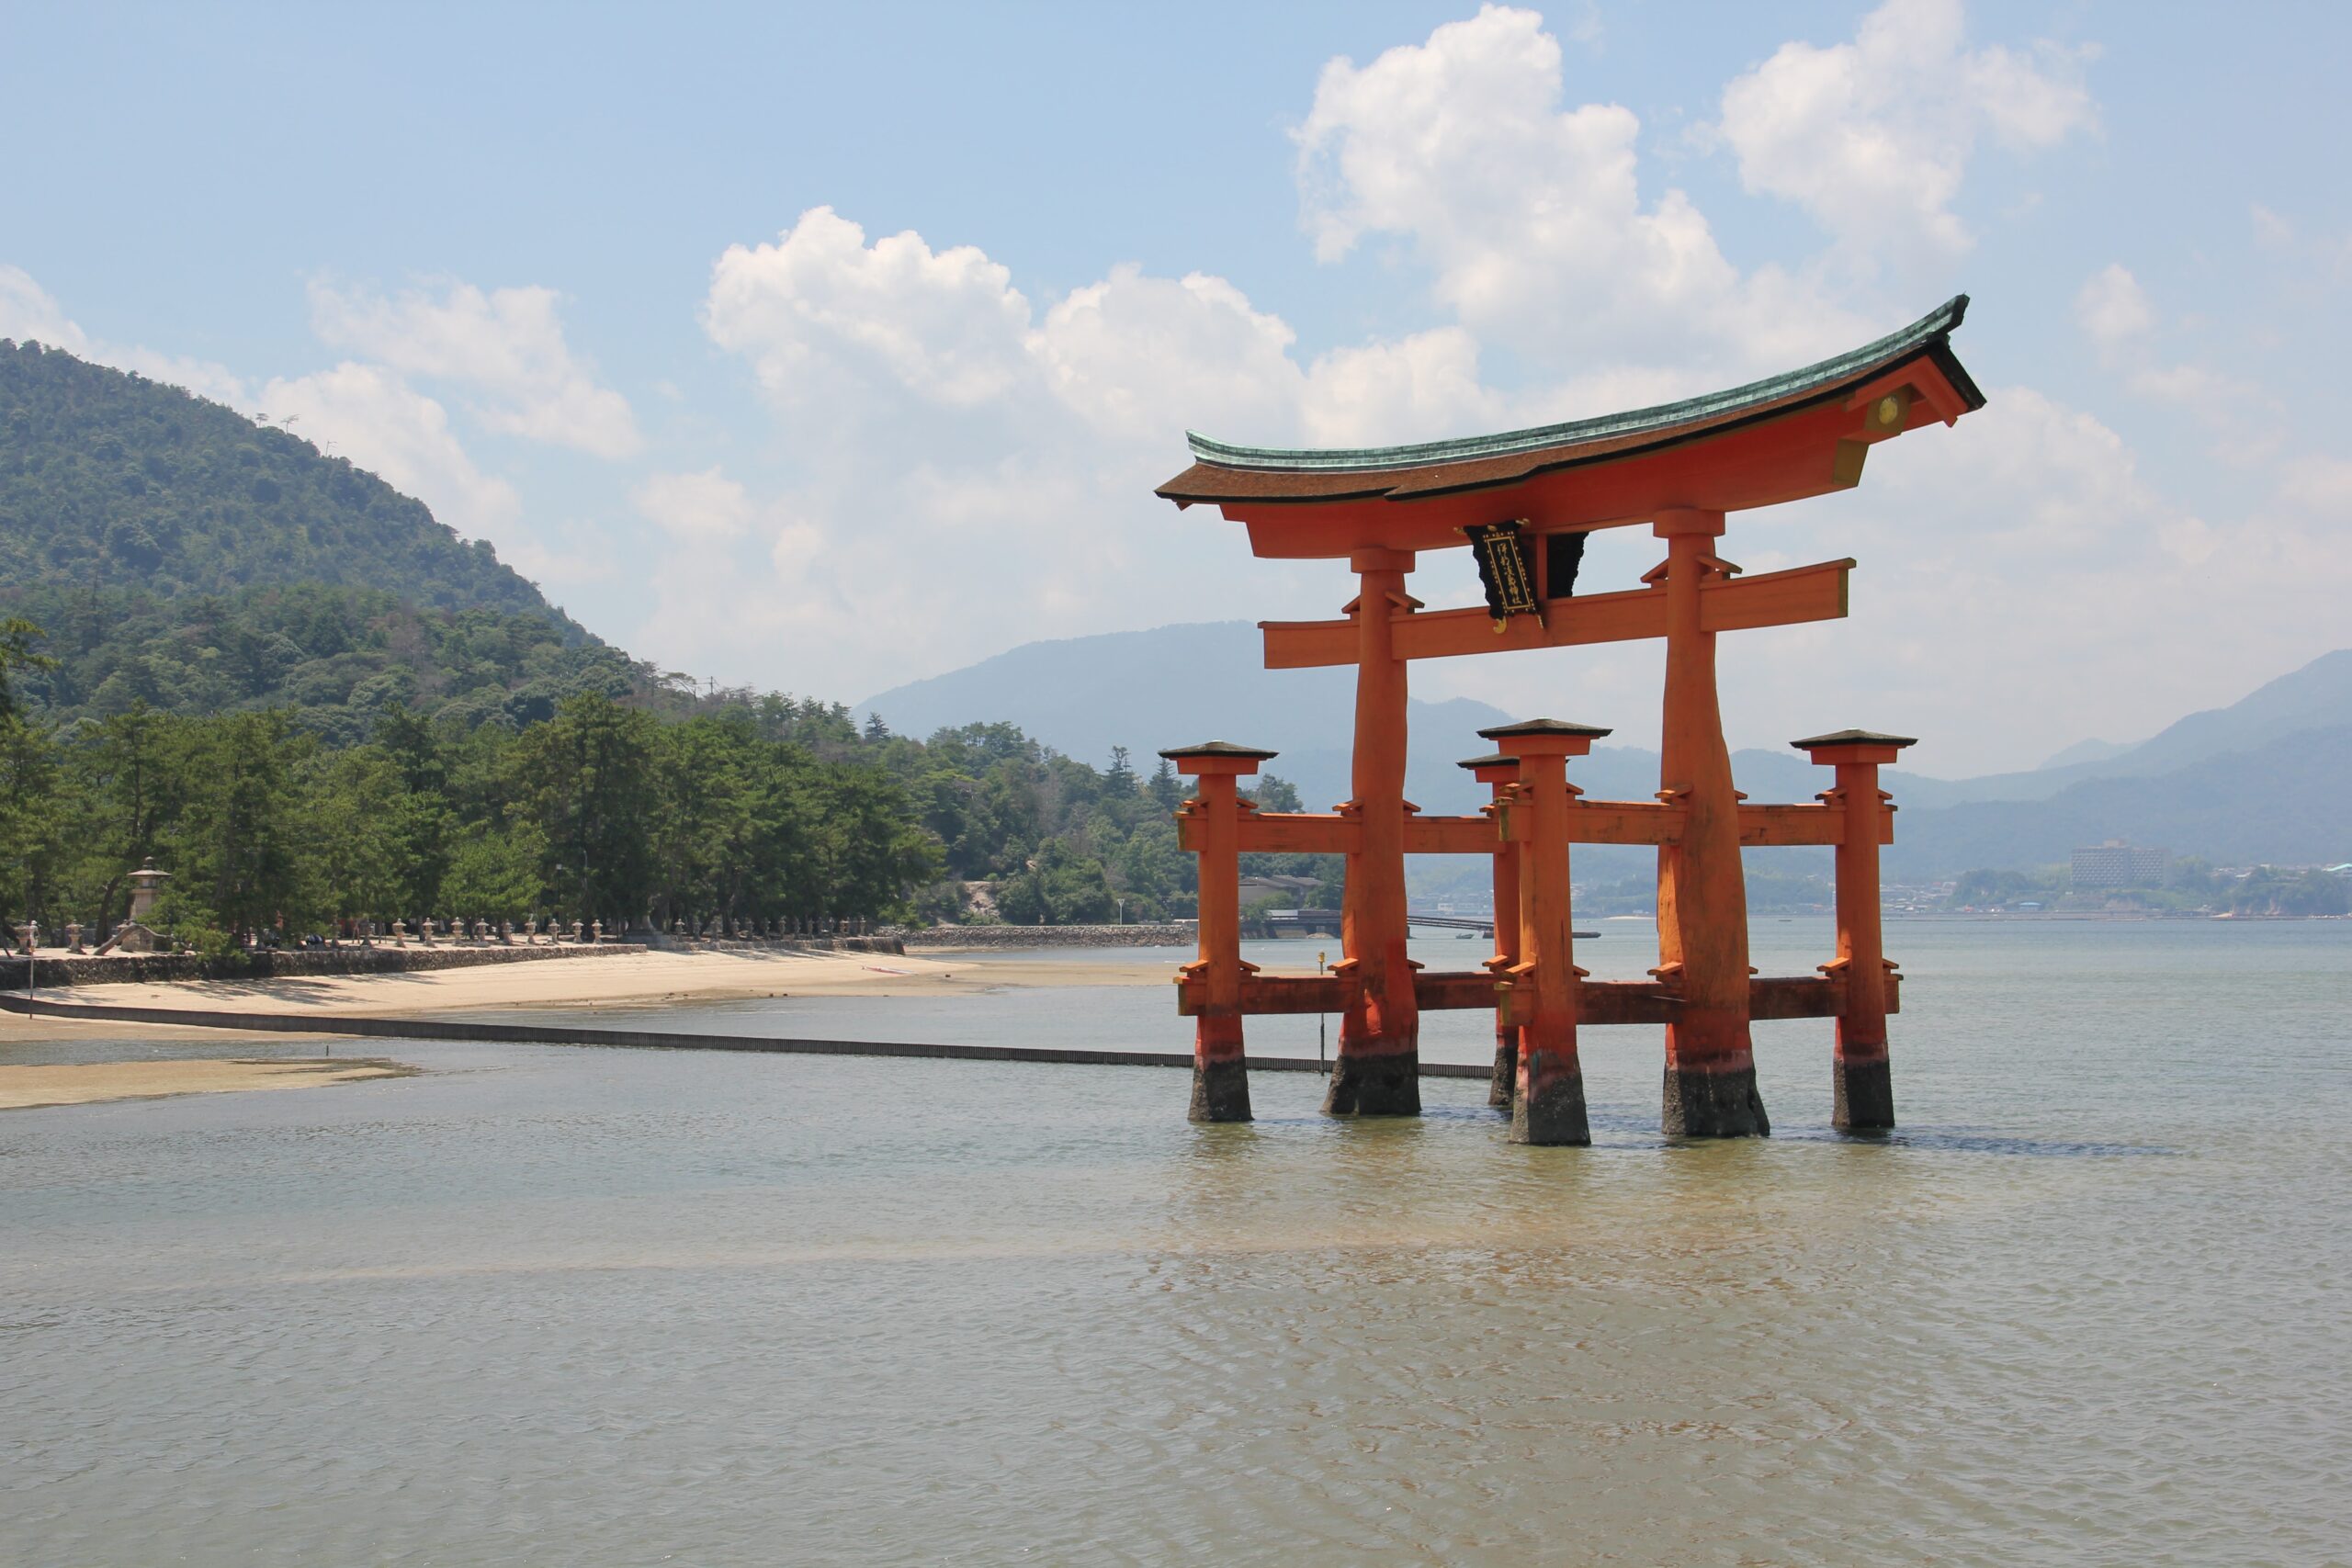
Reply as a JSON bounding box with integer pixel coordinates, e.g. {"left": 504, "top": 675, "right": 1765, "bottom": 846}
{"left": 2072, "top": 840, "right": 2170, "bottom": 888}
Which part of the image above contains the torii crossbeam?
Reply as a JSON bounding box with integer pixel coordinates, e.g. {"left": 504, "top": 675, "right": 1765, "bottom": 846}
{"left": 1154, "top": 298, "right": 1984, "bottom": 1142}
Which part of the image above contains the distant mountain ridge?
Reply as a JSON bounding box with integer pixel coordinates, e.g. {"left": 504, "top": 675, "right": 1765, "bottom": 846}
{"left": 865, "top": 623, "right": 2352, "bottom": 873}
{"left": 859, "top": 621, "right": 1518, "bottom": 815}
{"left": 1890, "top": 649, "right": 2352, "bottom": 807}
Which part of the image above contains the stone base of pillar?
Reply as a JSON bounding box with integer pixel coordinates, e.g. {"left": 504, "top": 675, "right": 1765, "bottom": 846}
{"left": 1509, "top": 1064, "right": 1589, "bottom": 1145}
{"left": 1832, "top": 1055, "right": 1894, "bottom": 1133}
{"left": 1662, "top": 1064, "right": 1770, "bottom": 1138}
{"left": 1487, "top": 1031, "right": 1517, "bottom": 1109}
{"left": 1323, "top": 1050, "right": 1419, "bottom": 1116}
{"left": 1189, "top": 1057, "right": 1252, "bottom": 1123}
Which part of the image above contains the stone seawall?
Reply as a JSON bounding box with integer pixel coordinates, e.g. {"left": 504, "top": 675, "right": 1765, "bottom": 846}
{"left": 0, "top": 942, "right": 651, "bottom": 989}
{"left": 899, "top": 923, "right": 1196, "bottom": 950}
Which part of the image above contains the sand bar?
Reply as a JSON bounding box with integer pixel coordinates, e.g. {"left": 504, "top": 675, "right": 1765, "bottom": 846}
{"left": 1, "top": 947, "right": 1200, "bottom": 1043}
{"left": 0, "top": 1057, "right": 410, "bottom": 1110}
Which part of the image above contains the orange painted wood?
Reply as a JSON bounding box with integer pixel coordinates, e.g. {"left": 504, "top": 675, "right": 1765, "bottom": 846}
{"left": 1340, "top": 554, "right": 1419, "bottom": 1073}
{"left": 1698, "top": 558, "right": 1851, "bottom": 635}
{"left": 1736, "top": 802, "right": 1898, "bottom": 847}
{"left": 1569, "top": 801, "right": 1684, "bottom": 845}
{"left": 1260, "top": 558, "right": 1850, "bottom": 670}
{"left": 1499, "top": 799, "right": 1685, "bottom": 846}
{"left": 1400, "top": 815, "right": 1499, "bottom": 855}
{"left": 1654, "top": 515, "right": 1757, "bottom": 1078}
{"left": 1255, "top": 615, "right": 1360, "bottom": 670}
{"left": 1414, "top": 970, "right": 1502, "bottom": 1010}
{"left": 1223, "top": 406, "right": 1860, "bottom": 558}
{"left": 1183, "top": 812, "right": 1360, "bottom": 855}
{"left": 1823, "top": 760, "right": 1896, "bottom": 1065}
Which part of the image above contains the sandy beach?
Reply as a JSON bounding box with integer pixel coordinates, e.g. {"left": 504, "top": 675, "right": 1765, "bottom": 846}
{"left": 0, "top": 1056, "right": 410, "bottom": 1110}
{"left": 0, "top": 945, "right": 1192, "bottom": 1045}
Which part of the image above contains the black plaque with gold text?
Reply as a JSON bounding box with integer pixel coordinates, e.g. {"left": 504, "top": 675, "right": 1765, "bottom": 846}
{"left": 1464, "top": 520, "right": 1542, "bottom": 630}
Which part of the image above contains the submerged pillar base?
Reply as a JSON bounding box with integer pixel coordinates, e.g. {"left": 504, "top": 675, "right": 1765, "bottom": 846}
{"left": 1189, "top": 1057, "right": 1251, "bottom": 1123}
{"left": 1833, "top": 1055, "right": 1893, "bottom": 1133}
{"left": 1324, "top": 1050, "right": 1420, "bottom": 1117}
{"left": 1488, "top": 1032, "right": 1518, "bottom": 1109}
{"left": 1662, "top": 1063, "right": 1770, "bottom": 1139}
{"left": 1509, "top": 1060, "right": 1589, "bottom": 1146}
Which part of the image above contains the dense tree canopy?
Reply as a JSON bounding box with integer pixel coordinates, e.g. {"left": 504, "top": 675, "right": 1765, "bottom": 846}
{"left": 0, "top": 614, "right": 1301, "bottom": 945}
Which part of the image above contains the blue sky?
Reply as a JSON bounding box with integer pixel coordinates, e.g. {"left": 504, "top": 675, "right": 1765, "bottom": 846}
{"left": 5, "top": 1, "right": 2347, "bottom": 774}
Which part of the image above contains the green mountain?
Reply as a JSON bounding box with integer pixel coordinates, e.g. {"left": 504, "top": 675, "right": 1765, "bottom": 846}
{"left": 6, "top": 579, "right": 646, "bottom": 741}
{"left": 1, "top": 338, "right": 555, "bottom": 615}
{"left": 0, "top": 340, "right": 655, "bottom": 736}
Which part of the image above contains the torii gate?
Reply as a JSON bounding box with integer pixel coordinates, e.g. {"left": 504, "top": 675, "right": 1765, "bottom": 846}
{"left": 1155, "top": 297, "right": 1984, "bottom": 1142}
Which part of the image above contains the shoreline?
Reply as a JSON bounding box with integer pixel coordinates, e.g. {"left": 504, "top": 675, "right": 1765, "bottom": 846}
{"left": 0, "top": 945, "right": 1192, "bottom": 1045}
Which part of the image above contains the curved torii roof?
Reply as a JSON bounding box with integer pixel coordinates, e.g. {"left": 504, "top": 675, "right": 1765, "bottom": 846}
{"left": 1156, "top": 297, "right": 1985, "bottom": 559}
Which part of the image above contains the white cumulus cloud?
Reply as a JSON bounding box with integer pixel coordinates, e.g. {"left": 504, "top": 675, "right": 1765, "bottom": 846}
{"left": 1716, "top": 0, "right": 2094, "bottom": 264}
{"left": 310, "top": 279, "right": 641, "bottom": 457}
{"left": 1295, "top": 5, "right": 1862, "bottom": 376}
{"left": 704, "top": 207, "right": 1034, "bottom": 410}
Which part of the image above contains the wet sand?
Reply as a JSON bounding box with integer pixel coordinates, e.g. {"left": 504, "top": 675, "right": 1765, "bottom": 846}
{"left": 0, "top": 946, "right": 1195, "bottom": 1043}
{"left": 0, "top": 1057, "right": 410, "bottom": 1110}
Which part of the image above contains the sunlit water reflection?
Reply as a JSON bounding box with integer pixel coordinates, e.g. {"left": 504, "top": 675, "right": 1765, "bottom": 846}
{"left": 4, "top": 919, "right": 2346, "bottom": 1563}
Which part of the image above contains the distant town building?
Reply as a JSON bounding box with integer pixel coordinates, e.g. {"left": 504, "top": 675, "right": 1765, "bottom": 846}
{"left": 1238, "top": 873, "right": 1322, "bottom": 907}
{"left": 2071, "top": 840, "right": 2170, "bottom": 888}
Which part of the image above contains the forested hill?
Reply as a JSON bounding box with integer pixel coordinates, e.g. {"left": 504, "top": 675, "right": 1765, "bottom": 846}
{"left": 7, "top": 579, "right": 647, "bottom": 740}
{"left": 0, "top": 338, "right": 559, "bottom": 618}
{"left": 0, "top": 340, "right": 658, "bottom": 736}
{"left": 0, "top": 341, "right": 1274, "bottom": 942}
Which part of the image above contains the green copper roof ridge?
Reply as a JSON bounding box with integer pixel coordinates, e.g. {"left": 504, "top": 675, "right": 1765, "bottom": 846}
{"left": 1184, "top": 295, "right": 1971, "bottom": 474}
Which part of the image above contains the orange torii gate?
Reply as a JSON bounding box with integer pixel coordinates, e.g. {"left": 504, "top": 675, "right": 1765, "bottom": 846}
{"left": 1156, "top": 297, "right": 1984, "bottom": 1142}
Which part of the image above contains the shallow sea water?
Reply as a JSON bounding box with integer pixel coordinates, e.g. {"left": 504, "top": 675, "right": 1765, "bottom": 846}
{"left": 4, "top": 919, "right": 2346, "bottom": 1565}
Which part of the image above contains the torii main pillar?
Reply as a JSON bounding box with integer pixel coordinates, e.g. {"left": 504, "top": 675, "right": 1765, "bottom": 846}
{"left": 1654, "top": 508, "right": 1768, "bottom": 1137}
{"left": 1329, "top": 547, "right": 1420, "bottom": 1116}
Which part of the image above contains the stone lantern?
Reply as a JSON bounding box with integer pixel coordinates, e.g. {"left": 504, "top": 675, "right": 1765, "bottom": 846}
{"left": 127, "top": 859, "right": 170, "bottom": 923}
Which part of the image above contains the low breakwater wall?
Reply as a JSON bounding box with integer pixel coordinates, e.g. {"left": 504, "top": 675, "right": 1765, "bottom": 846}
{"left": 643, "top": 935, "right": 904, "bottom": 955}
{"left": 0, "top": 992, "right": 1486, "bottom": 1078}
{"left": 900, "top": 923, "right": 1195, "bottom": 950}
{"left": 0, "top": 942, "right": 650, "bottom": 989}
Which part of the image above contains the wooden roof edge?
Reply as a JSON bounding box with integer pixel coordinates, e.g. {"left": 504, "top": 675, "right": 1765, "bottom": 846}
{"left": 1153, "top": 296, "right": 1984, "bottom": 505}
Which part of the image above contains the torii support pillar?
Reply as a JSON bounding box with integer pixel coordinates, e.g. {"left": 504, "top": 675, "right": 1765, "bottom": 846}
{"left": 1163, "top": 741, "right": 1275, "bottom": 1122}
{"left": 1330, "top": 547, "right": 1420, "bottom": 1117}
{"left": 1460, "top": 750, "right": 1523, "bottom": 1109}
{"left": 1654, "top": 509, "right": 1769, "bottom": 1138}
{"left": 1796, "top": 729, "right": 1917, "bottom": 1133}
{"left": 1484, "top": 720, "right": 1611, "bottom": 1146}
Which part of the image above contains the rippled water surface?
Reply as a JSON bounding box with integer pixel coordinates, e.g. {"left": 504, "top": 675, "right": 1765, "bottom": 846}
{"left": 5, "top": 919, "right": 2347, "bottom": 1564}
